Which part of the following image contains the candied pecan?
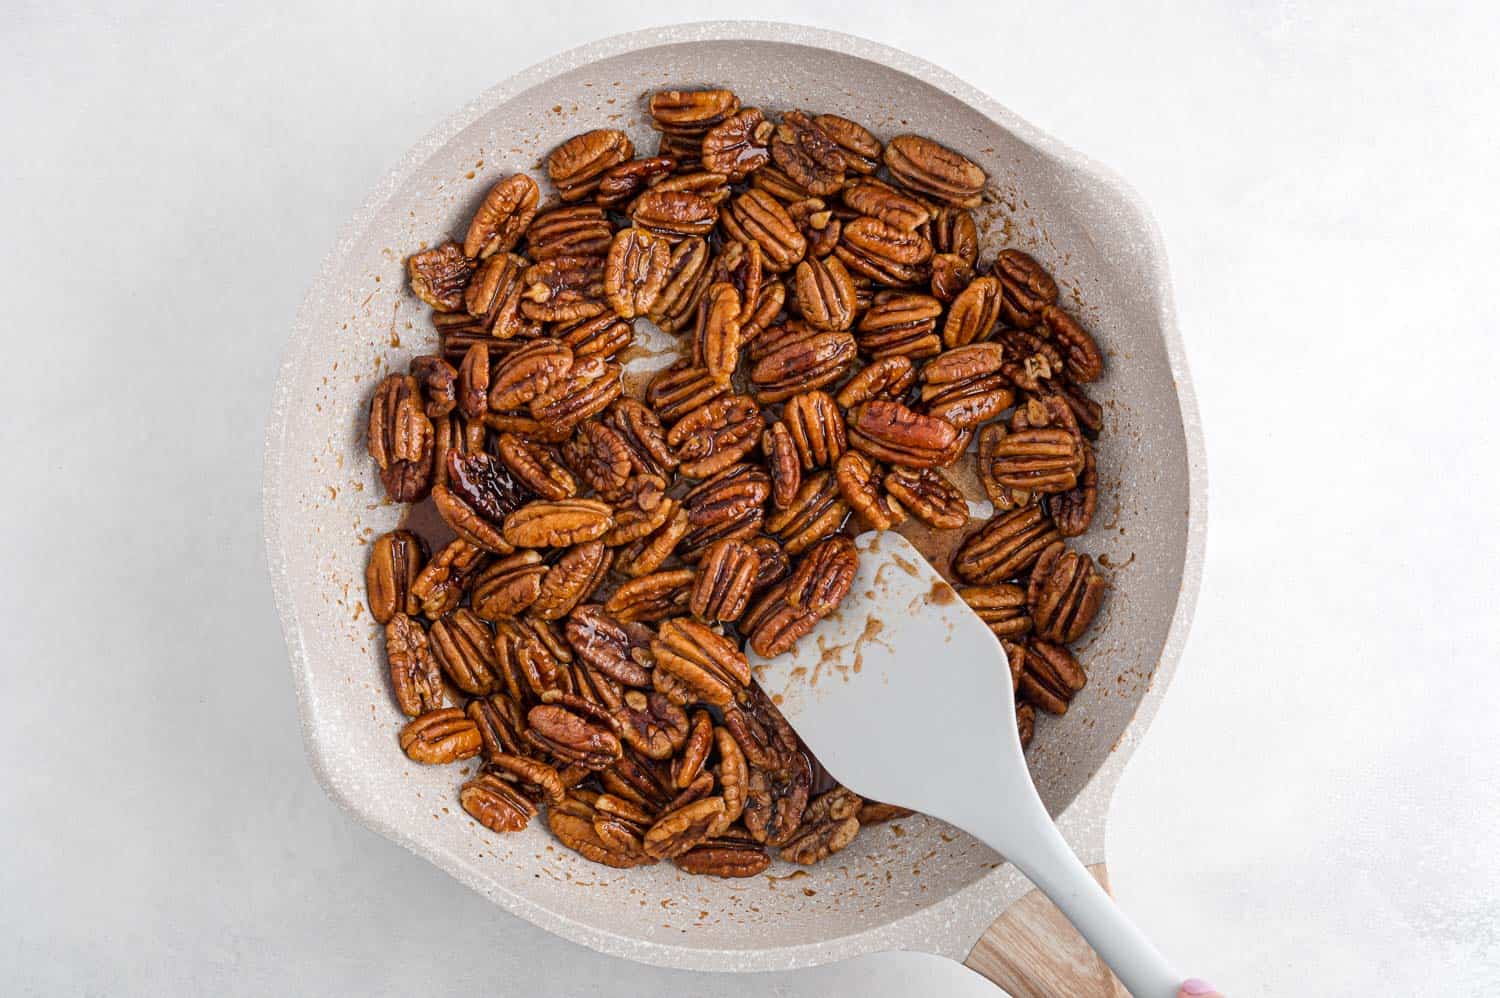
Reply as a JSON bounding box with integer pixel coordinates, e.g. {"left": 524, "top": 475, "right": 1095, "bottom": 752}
{"left": 691, "top": 282, "right": 744, "bottom": 385}
{"left": 486, "top": 751, "right": 566, "bottom": 806}
{"left": 648, "top": 89, "right": 739, "bottom": 135}
{"left": 650, "top": 170, "right": 731, "bottom": 205}
{"left": 565, "top": 605, "right": 652, "bottom": 687}
{"left": 426, "top": 608, "right": 499, "bottom": 695}
{"left": 700, "top": 107, "right": 773, "bottom": 180}
{"left": 368, "top": 373, "right": 432, "bottom": 471}
{"left": 463, "top": 252, "right": 528, "bottom": 339}
{"left": 742, "top": 579, "right": 818, "bottom": 659}
{"left": 931, "top": 206, "right": 979, "bottom": 263}
{"left": 410, "top": 538, "right": 486, "bottom": 617}
{"left": 520, "top": 255, "right": 607, "bottom": 323}
{"left": 1020, "top": 638, "right": 1087, "bottom": 714}
{"left": 639, "top": 238, "right": 705, "bottom": 332}
{"left": 677, "top": 462, "right": 771, "bottom": 556}
{"left": 710, "top": 239, "right": 763, "bottom": 317}
{"left": 1017, "top": 701, "right": 1037, "bottom": 747}
{"left": 674, "top": 838, "right": 770, "bottom": 878}
{"left": 996, "top": 328, "right": 1065, "bottom": 392}
{"left": 782, "top": 391, "right": 847, "bottom": 469}
{"left": 983, "top": 426, "right": 1084, "bottom": 494}
{"left": 454, "top": 341, "right": 490, "bottom": 420}
{"left": 1027, "top": 542, "right": 1106, "bottom": 643}
{"left": 748, "top": 330, "right": 857, "bottom": 404}
{"left": 602, "top": 479, "right": 676, "bottom": 546}
{"left": 836, "top": 355, "right": 917, "bottom": 408}
{"left": 549, "top": 802, "right": 652, "bottom": 868}
{"left": 958, "top": 583, "right": 1032, "bottom": 639}
{"left": 384, "top": 613, "right": 444, "bottom": 717}
{"left": 603, "top": 227, "right": 669, "bottom": 319}
{"left": 526, "top": 204, "right": 614, "bottom": 260}
{"left": 1040, "top": 375, "right": 1104, "bottom": 436}
{"left": 690, "top": 538, "right": 762, "bottom": 624}
{"left": 858, "top": 800, "right": 915, "bottom": 825}
{"left": 944, "top": 274, "right": 1003, "bottom": 348}
{"left": 744, "top": 751, "right": 812, "bottom": 847}
{"left": 992, "top": 248, "right": 1059, "bottom": 328}
{"left": 667, "top": 395, "right": 764, "bottom": 478}
{"left": 613, "top": 506, "right": 690, "bottom": 577}
{"left": 1048, "top": 438, "right": 1097, "bottom": 537}
{"left": 563, "top": 420, "right": 632, "bottom": 498}
{"left": 765, "top": 471, "right": 849, "bottom": 555}
{"left": 953, "top": 506, "right": 1061, "bottom": 584}
{"left": 836, "top": 450, "right": 906, "bottom": 530}
{"left": 495, "top": 433, "right": 576, "bottom": 500}
{"left": 652, "top": 617, "right": 751, "bottom": 708}
{"left": 836, "top": 216, "right": 933, "bottom": 287}
{"left": 400, "top": 708, "right": 482, "bottom": 764}
{"left": 671, "top": 710, "right": 715, "bottom": 789}
{"left": 549, "top": 128, "right": 633, "bottom": 202}
{"left": 762, "top": 423, "right": 802, "bottom": 509}
{"left": 502, "top": 498, "right": 614, "bottom": 549}
{"left": 555, "top": 313, "right": 631, "bottom": 361}
{"left": 645, "top": 360, "right": 726, "bottom": 422}
{"left": 532, "top": 541, "right": 612, "bottom": 620}
{"left": 780, "top": 786, "right": 861, "bottom": 864}
{"left": 930, "top": 252, "right": 976, "bottom": 304}
{"left": 721, "top": 189, "right": 806, "bottom": 272}
{"left": 470, "top": 551, "right": 546, "bottom": 620}
{"left": 976, "top": 422, "right": 1029, "bottom": 511}
{"left": 406, "top": 242, "right": 472, "bottom": 312}
{"left": 794, "top": 253, "right": 857, "bottom": 331}
{"left": 630, "top": 189, "right": 717, "bottom": 238}
{"left": 770, "top": 110, "right": 845, "bottom": 196}
{"left": 919, "top": 342, "right": 1014, "bottom": 429}
{"left": 526, "top": 692, "right": 623, "bottom": 769}
{"left": 409, "top": 354, "right": 458, "bottom": 419}
{"left": 493, "top": 615, "right": 568, "bottom": 702}
{"left": 433, "top": 468, "right": 520, "bottom": 554}
{"left": 883, "top": 134, "right": 986, "bottom": 207}
{"left": 465, "top": 695, "right": 529, "bottom": 765}
{"left": 643, "top": 796, "right": 726, "bottom": 859}
{"left": 846, "top": 400, "right": 961, "bottom": 468}
{"left": 528, "top": 358, "right": 623, "bottom": 438}
{"left": 655, "top": 129, "right": 703, "bottom": 172}
{"left": 591, "top": 795, "right": 655, "bottom": 862}
{"left": 855, "top": 292, "right": 943, "bottom": 359}
{"left": 1040, "top": 304, "right": 1104, "bottom": 382}
{"left": 367, "top": 529, "right": 426, "bottom": 624}
{"left": 601, "top": 398, "right": 676, "bottom": 477}
{"left": 843, "top": 178, "right": 932, "bottom": 232}
{"left": 464, "top": 173, "right": 540, "bottom": 259}
{"left": 811, "top": 113, "right": 880, "bottom": 173}
{"left": 745, "top": 317, "right": 818, "bottom": 364}
{"left": 751, "top": 163, "right": 816, "bottom": 202}
{"left": 460, "top": 770, "right": 537, "bottom": 833}
{"left": 605, "top": 568, "right": 695, "bottom": 623}
{"left": 614, "top": 689, "right": 690, "bottom": 761}
{"left": 885, "top": 466, "right": 967, "bottom": 529}
{"left": 594, "top": 156, "right": 677, "bottom": 208}
{"left": 712, "top": 725, "right": 751, "bottom": 833}
{"left": 488, "top": 340, "right": 574, "bottom": 412}
{"left": 786, "top": 535, "right": 859, "bottom": 615}
{"left": 786, "top": 197, "right": 841, "bottom": 257}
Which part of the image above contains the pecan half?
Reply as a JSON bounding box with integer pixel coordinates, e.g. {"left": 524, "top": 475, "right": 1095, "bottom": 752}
{"left": 1027, "top": 542, "right": 1106, "bottom": 643}
{"left": 602, "top": 398, "right": 677, "bottom": 477}
{"left": 1040, "top": 305, "right": 1104, "bottom": 383}
{"left": 742, "top": 579, "right": 819, "bottom": 659}
{"left": 690, "top": 538, "right": 762, "bottom": 624}
{"left": 630, "top": 189, "right": 717, "bottom": 238}
{"left": 594, "top": 156, "right": 678, "bottom": 208}
{"left": 549, "top": 128, "right": 633, "bottom": 202}
{"left": 782, "top": 390, "right": 847, "bottom": 470}
{"left": 846, "top": 400, "right": 961, "bottom": 468}
{"left": 701, "top": 107, "right": 773, "bottom": 180}
{"left": 751, "top": 163, "right": 815, "bottom": 203}
{"left": 520, "top": 255, "right": 607, "bottom": 323}
{"left": 1048, "top": 438, "right": 1098, "bottom": 537}
{"left": 931, "top": 206, "right": 980, "bottom": 263}
{"left": 563, "top": 420, "right": 632, "bottom": 498}
{"left": 855, "top": 291, "right": 943, "bottom": 359}
{"left": 770, "top": 110, "right": 845, "bottom": 196}
{"left": 495, "top": 433, "right": 576, "bottom": 500}
{"left": 836, "top": 216, "right": 933, "bottom": 287}
{"left": 744, "top": 751, "right": 812, "bottom": 847}
{"left": 613, "top": 507, "right": 690, "bottom": 577}
{"left": 549, "top": 800, "right": 653, "bottom": 868}
{"left": 651, "top": 617, "right": 751, "bottom": 708}
{"left": 836, "top": 450, "right": 906, "bottom": 531}
{"left": 605, "top": 568, "right": 695, "bottom": 623}
{"left": 648, "top": 89, "right": 740, "bottom": 135}
{"left": 794, "top": 253, "right": 857, "bottom": 331}
{"left": 603, "top": 227, "right": 669, "bottom": 319}
{"left": 493, "top": 615, "right": 569, "bottom": 703}
{"left": 385, "top": 613, "right": 445, "bottom": 717}
{"left": 953, "top": 506, "right": 1062, "bottom": 584}
{"left": 410, "top": 538, "right": 486, "bottom": 617}
{"left": 992, "top": 249, "right": 1059, "bottom": 328}
{"left": 406, "top": 242, "right": 473, "bottom": 312}
{"left": 465, "top": 173, "right": 540, "bottom": 259}
{"left": 367, "top": 529, "right": 426, "bottom": 624}
{"left": 943, "top": 274, "right": 1003, "bottom": 348}
{"left": 469, "top": 551, "right": 546, "bottom": 620}
{"left": 748, "top": 329, "right": 857, "bottom": 404}
{"left": 454, "top": 341, "right": 490, "bottom": 420}
{"left": 368, "top": 373, "right": 432, "bottom": 471}
{"left": 858, "top": 800, "right": 915, "bottom": 825}
{"left": 958, "top": 583, "right": 1032, "bottom": 639}
{"left": 1017, "top": 702, "right": 1037, "bottom": 747}
{"left": 400, "top": 708, "right": 482, "bottom": 764}
{"left": 674, "top": 838, "right": 771, "bottom": 878}
{"left": 691, "top": 282, "right": 744, "bottom": 385}
{"left": 643, "top": 796, "right": 726, "bottom": 859}
{"left": 672, "top": 711, "right": 715, "bottom": 788}
{"left": 721, "top": 189, "right": 806, "bottom": 272}
{"left": 883, "top": 134, "right": 986, "bottom": 207}
{"left": 533, "top": 541, "right": 612, "bottom": 620}
{"left": 429, "top": 608, "right": 501, "bottom": 695}
{"left": 1020, "top": 639, "right": 1087, "bottom": 714}
{"left": 780, "top": 786, "right": 860, "bottom": 864}
{"left": 930, "top": 252, "right": 976, "bottom": 304}
{"left": 814, "top": 113, "right": 881, "bottom": 173}
{"left": 526, "top": 204, "right": 614, "bottom": 260}
{"left": 614, "top": 689, "right": 691, "bottom": 761}
{"left": 467, "top": 693, "right": 531, "bottom": 761}
{"left": 528, "top": 357, "right": 623, "bottom": 437}
{"left": 646, "top": 236, "right": 712, "bottom": 333}
{"left": 565, "top": 605, "right": 652, "bottom": 687}
{"left": 488, "top": 340, "right": 574, "bottom": 412}
{"left": 667, "top": 394, "right": 764, "bottom": 479}
{"left": 836, "top": 355, "right": 917, "bottom": 408}
{"left": 983, "top": 425, "right": 1084, "bottom": 494}
{"left": 460, "top": 771, "right": 538, "bottom": 833}
{"left": 527, "top": 692, "right": 623, "bottom": 769}
{"left": 409, "top": 354, "right": 458, "bottom": 419}
{"left": 884, "top": 466, "right": 967, "bottom": 529}
{"left": 645, "top": 360, "right": 726, "bottom": 423}
{"left": 842, "top": 178, "right": 932, "bottom": 232}
{"left": 919, "top": 341, "right": 1015, "bottom": 429}
{"left": 786, "top": 535, "right": 859, "bottom": 616}
{"left": 680, "top": 464, "right": 770, "bottom": 559}
{"left": 765, "top": 471, "right": 849, "bottom": 555}
{"left": 502, "top": 498, "right": 614, "bottom": 549}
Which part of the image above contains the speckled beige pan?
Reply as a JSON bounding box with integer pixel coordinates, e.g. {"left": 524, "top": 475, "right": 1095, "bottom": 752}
{"left": 262, "top": 21, "right": 1206, "bottom": 973}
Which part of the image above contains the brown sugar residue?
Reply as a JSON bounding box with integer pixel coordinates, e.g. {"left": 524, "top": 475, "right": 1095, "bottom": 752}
{"left": 1098, "top": 551, "right": 1136, "bottom": 570}
{"left": 927, "top": 579, "right": 956, "bottom": 605}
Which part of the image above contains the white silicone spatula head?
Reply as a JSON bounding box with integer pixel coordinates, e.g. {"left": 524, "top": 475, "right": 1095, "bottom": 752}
{"left": 750, "top": 530, "right": 1181, "bottom": 998}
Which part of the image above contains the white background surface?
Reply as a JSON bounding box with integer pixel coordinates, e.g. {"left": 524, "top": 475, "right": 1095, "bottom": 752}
{"left": 3, "top": 2, "right": 1497, "bottom": 994}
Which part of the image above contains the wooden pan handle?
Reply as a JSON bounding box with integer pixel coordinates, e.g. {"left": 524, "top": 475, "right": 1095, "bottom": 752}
{"left": 962, "top": 863, "right": 1129, "bottom": 997}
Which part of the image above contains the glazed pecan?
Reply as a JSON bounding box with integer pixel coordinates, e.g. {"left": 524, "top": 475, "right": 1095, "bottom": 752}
{"left": 836, "top": 216, "right": 933, "bottom": 287}
{"left": 466, "top": 694, "right": 530, "bottom": 762}
{"left": 385, "top": 613, "right": 444, "bottom": 717}
{"left": 488, "top": 340, "right": 574, "bottom": 412}
{"left": 1017, "top": 702, "right": 1037, "bottom": 747}
{"left": 770, "top": 110, "right": 845, "bottom": 196}
{"left": 1020, "top": 639, "right": 1087, "bottom": 714}
{"left": 674, "top": 837, "right": 771, "bottom": 878}
{"left": 846, "top": 400, "right": 961, "bottom": 469}
{"left": 786, "top": 535, "right": 859, "bottom": 615}
{"left": 943, "top": 274, "right": 1003, "bottom": 348}
{"left": 655, "top": 129, "right": 703, "bottom": 173}
{"left": 549, "top": 799, "right": 653, "bottom": 868}
{"left": 836, "top": 450, "right": 906, "bottom": 531}
{"left": 958, "top": 583, "right": 1032, "bottom": 639}
{"left": 843, "top": 177, "right": 932, "bottom": 231}
{"left": 750, "top": 163, "right": 815, "bottom": 203}
{"left": 976, "top": 422, "right": 1029, "bottom": 511}
{"left": 953, "top": 506, "right": 1062, "bottom": 584}
{"left": 931, "top": 206, "right": 979, "bottom": 263}
{"left": 594, "top": 156, "right": 677, "bottom": 208}
{"left": 602, "top": 478, "right": 676, "bottom": 546}
{"left": 502, "top": 498, "right": 614, "bottom": 549}
{"left": 465, "top": 173, "right": 540, "bottom": 259}
{"left": 614, "top": 689, "right": 691, "bottom": 761}
{"left": 780, "top": 786, "right": 860, "bottom": 864}
{"left": 564, "top": 421, "right": 632, "bottom": 499}
{"left": 469, "top": 551, "right": 546, "bottom": 620}
{"left": 400, "top": 708, "right": 482, "bottom": 764}
{"left": 533, "top": 541, "right": 612, "bottom": 620}
{"left": 603, "top": 227, "right": 669, "bottom": 319}
{"left": 748, "top": 329, "right": 857, "bottom": 404}
{"left": 983, "top": 425, "right": 1085, "bottom": 494}
{"left": 786, "top": 197, "right": 841, "bottom": 258}
{"left": 782, "top": 390, "right": 847, "bottom": 469}
{"left": 433, "top": 454, "right": 527, "bottom": 553}
{"left": 645, "top": 360, "right": 727, "bottom": 422}
{"left": 762, "top": 422, "right": 802, "bottom": 509}
{"left": 794, "top": 253, "right": 857, "bottom": 331}
{"left": 455, "top": 341, "right": 490, "bottom": 420}
{"left": 690, "top": 538, "right": 761, "bottom": 624}
{"left": 367, "top": 529, "right": 426, "bottom": 624}
{"left": 680, "top": 464, "right": 770, "bottom": 558}
{"left": 613, "top": 506, "right": 690, "bottom": 577}
{"left": 601, "top": 399, "right": 676, "bottom": 478}
{"left": 495, "top": 433, "right": 576, "bottom": 500}
{"left": 651, "top": 617, "right": 751, "bottom": 708}
{"left": 883, "top": 134, "right": 986, "bottom": 207}
{"left": 630, "top": 189, "right": 717, "bottom": 238}
{"left": 526, "top": 204, "right": 614, "bottom": 260}
{"left": 721, "top": 189, "right": 806, "bottom": 272}
{"left": 428, "top": 608, "right": 501, "bottom": 695}
{"left": 712, "top": 725, "right": 751, "bottom": 833}
{"left": 548, "top": 128, "right": 633, "bottom": 202}
{"left": 648, "top": 89, "right": 739, "bottom": 135}
{"left": 460, "top": 771, "right": 538, "bottom": 833}
{"left": 836, "top": 355, "right": 917, "bottom": 408}
{"left": 410, "top": 538, "right": 486, "bottom": 617}
{"left": 1048, "top": 438, "right": 1098, "bottom": 537}
{"left": 1040, "top": 305, "right": 1104, "bottom": 383}
{"left": 527, "top": 692, "right": 623, "bottom": 769}
{"left": 814, "top": 113, "right": 881, "bottom": 173}
{"left": 409, "top": 354, "right": 458, "bottom": 419}
{"left": 691, "top": 282, "right": 744, "bottom": 385}
{"left": 1027, "top": 542, "right": 1106, "bottom": 643}
{"left": 744, "top": 751, "right": 812, "bottom": 847}
{"left": 992, "top": 249, "right": 1059, "bottom": 328}
{"left": 605, "top": 568, "right": 695, "bottom": 623}
{"left": 667, "top": 395, "right": 764, "bottom": 479}
{"left": 528, "top": 358, "right": 623, "bottom": 436}
{"left": 406, "top": 242, "right": 472, "bottom": 312}
{"left": 858, "top": 800, "right": 915, "bottom": 825}
{"left": 671, "top": 711, "right": 715, "bottom": 788}
{"left": 368, "top": 373, "right": 432, "bottom": 473}
{"left": 643, "top": 796, "right": 726, "bottom": 859}
{"left": 742, "top": 579, "right": 819, "bottom": 659}
{"left": 493, "top": 615, "right": 569, "bottom": 702}
{"left": 520, "top": 255, "right": 607, "bottom": 323}
{"left": 562, "top": 605, "right": 650, "bottom": 687}
{"left": 855, "top": 292, "right": 943, "bottom": 359}
{"left": 930, "top": 252, "right": 976, "bottom": 304}
{"left": 765, "top": 471, "right": 849, "bottom": 555}
{"left": 919, "top": 341, "right": 1014, "bottom": 429}
{"left": 701, "top": 108, "right": 773, "bottom": 180}
{"left": 885, "top": 466, "right": 967, "bottom": 529}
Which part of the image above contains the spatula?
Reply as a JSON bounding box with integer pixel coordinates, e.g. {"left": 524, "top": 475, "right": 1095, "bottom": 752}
{"left": 750, "top": 530, "right": 1182, "bottom": 998}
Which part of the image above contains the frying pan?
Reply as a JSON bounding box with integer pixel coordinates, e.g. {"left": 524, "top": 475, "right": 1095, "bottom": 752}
{"left": 263, "top": 21, "right": 1206, "bottom": 993}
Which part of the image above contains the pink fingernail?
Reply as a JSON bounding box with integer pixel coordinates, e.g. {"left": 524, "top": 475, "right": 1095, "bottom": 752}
{"left": 1181, "top": 980, "right": 1216, "bottom": 996}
